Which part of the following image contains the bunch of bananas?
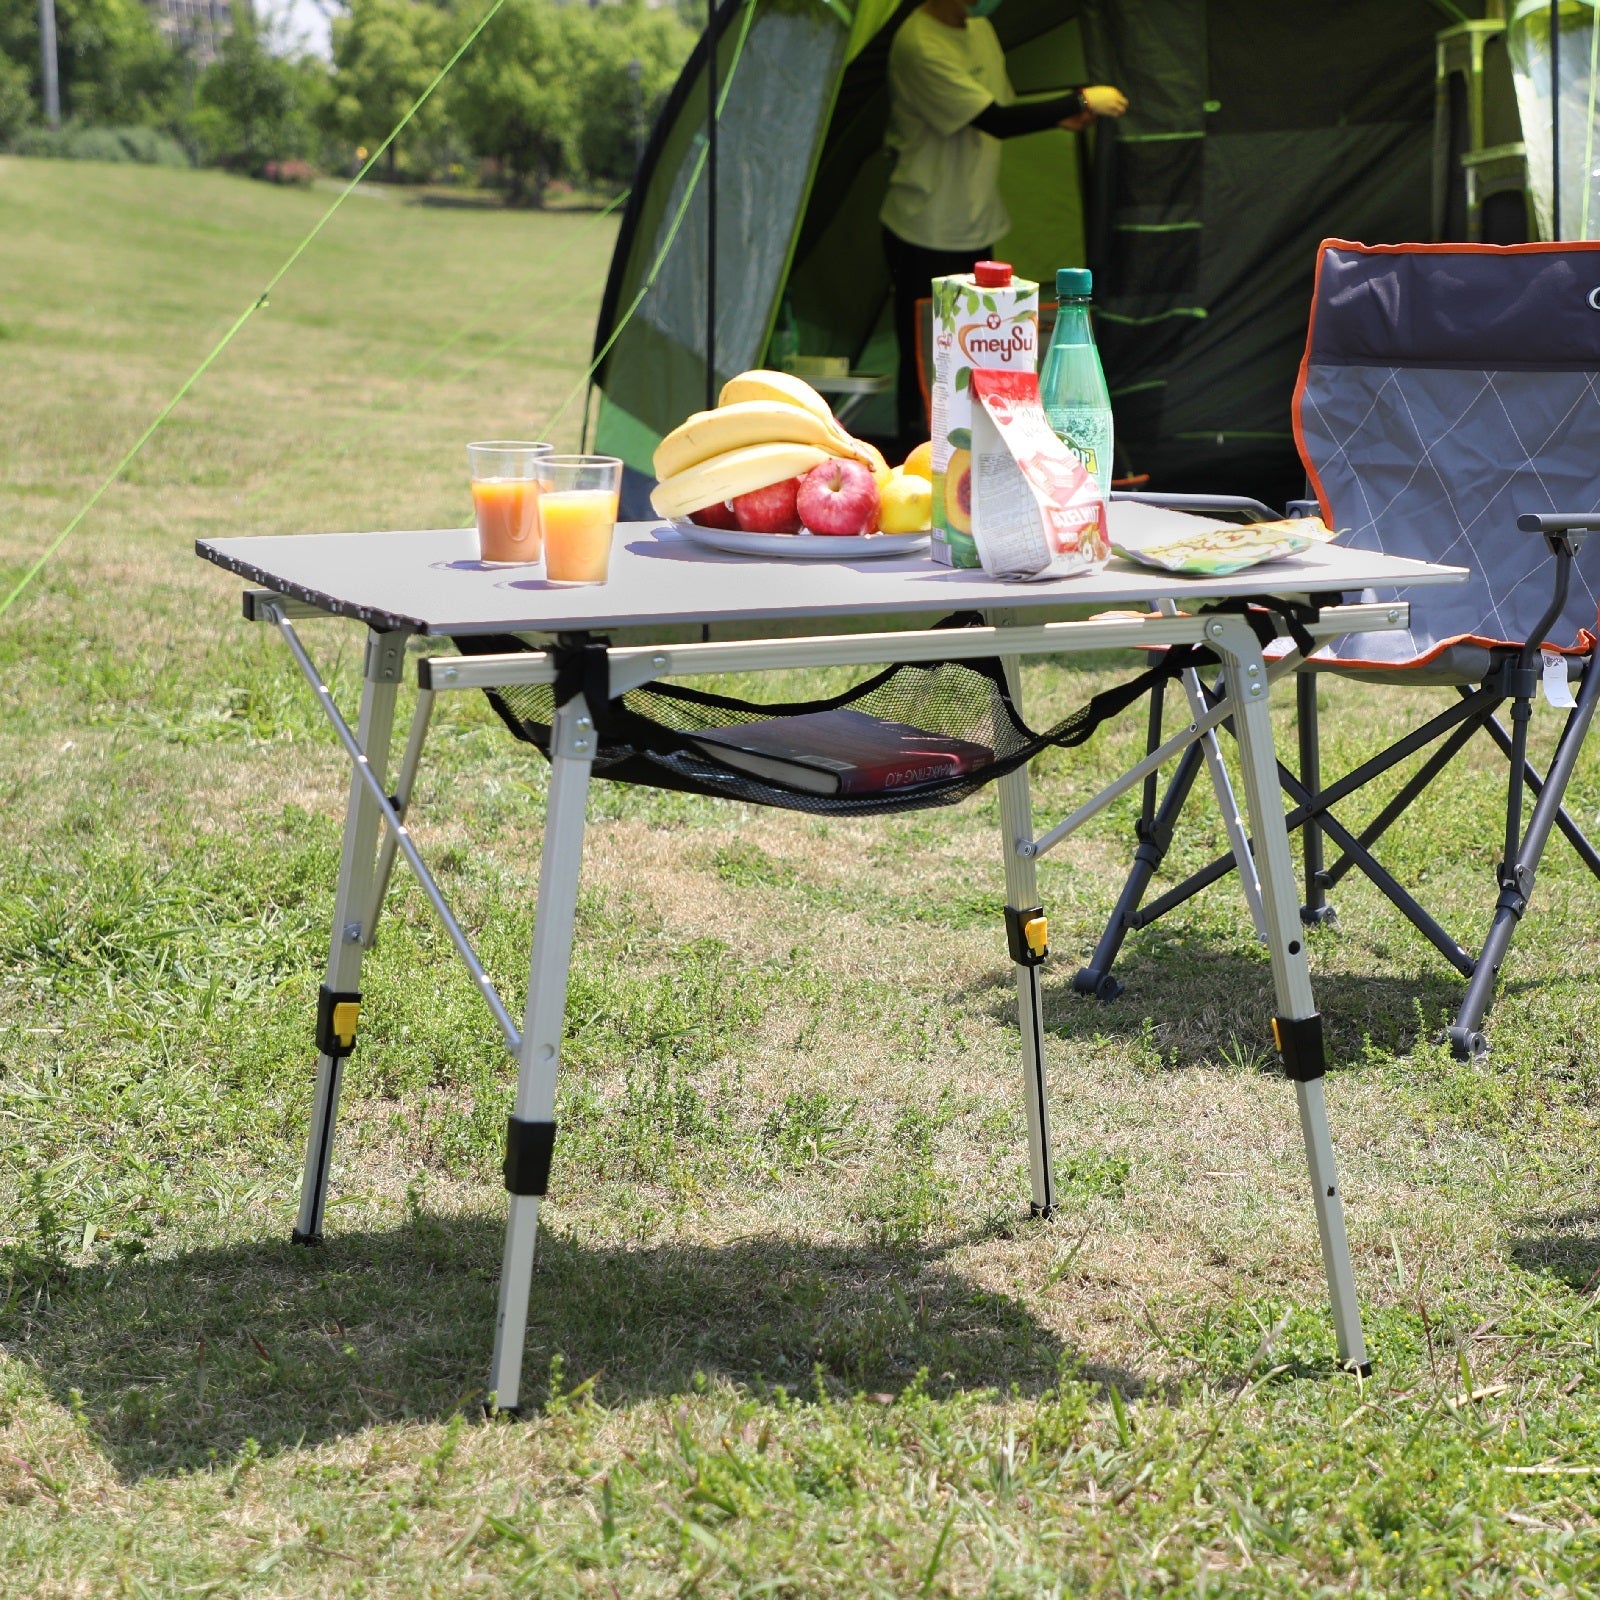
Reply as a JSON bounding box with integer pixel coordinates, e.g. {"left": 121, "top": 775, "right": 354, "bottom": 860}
{"left": 649, "top": 370, "right": 887, "bottom": 521}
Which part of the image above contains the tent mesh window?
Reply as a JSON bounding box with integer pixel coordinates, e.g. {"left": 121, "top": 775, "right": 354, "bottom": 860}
{"left": 457, "top": 609, "right": 1307, "bottom": 818}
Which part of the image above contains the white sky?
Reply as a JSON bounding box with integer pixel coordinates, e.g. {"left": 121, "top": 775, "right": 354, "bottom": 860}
{"left": 263, "top": 0, "right": 336, "bottom": 61}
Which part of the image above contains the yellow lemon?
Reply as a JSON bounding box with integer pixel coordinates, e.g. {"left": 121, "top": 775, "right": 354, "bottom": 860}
{"left": 880, "top": 471, "right": 932, "bottom": 533}
{"left": 902, "top": 440, "right": 934, "bottom": 480}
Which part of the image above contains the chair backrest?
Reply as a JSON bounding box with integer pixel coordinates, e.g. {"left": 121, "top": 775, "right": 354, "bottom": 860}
{"left": 1295, "top": 240, "right": 1600, "bottom": 665}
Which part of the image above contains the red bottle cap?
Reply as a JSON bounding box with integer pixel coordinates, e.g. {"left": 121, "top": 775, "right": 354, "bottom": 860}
{"left": 972, "top": 260, "right": 1012, "bottom": 287}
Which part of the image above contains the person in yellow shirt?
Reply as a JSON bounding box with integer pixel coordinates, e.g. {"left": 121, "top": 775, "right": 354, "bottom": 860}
{"left": 881, "top": 0, "right": 1127, "bottom": 448}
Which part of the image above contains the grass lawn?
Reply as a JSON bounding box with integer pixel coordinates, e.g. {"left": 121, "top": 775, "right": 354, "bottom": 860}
{"left": 5, "top": 154, "right": 1600, "bottom": 1597}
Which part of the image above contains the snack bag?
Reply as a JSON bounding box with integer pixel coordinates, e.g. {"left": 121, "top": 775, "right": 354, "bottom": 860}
{"left": 930, "top": 262, "right": 1040, "bottom": 568}
{"left": 1111, "top": 517, "right": 1340, "bottom": 576}
{"left": 968, "top": 368, "right": 1108, "bottom": 581}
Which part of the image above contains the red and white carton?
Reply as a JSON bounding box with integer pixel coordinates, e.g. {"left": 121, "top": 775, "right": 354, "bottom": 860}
{"left": 969, "top": 368, "right": 1109, "bottom": 581}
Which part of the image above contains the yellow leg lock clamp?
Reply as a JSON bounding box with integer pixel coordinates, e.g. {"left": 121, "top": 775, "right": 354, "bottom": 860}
{"left": 1004, "top": 904, "right": 1049, "bottom": 967}
{"left": 316, "top": 986, "right": 362, "bottom": 1059}
{"left": 1271, "top": 1013, "right": 1327, "bottom": 1082}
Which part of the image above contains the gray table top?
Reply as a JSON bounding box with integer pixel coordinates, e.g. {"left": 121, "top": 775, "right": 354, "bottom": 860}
{"left": 198, "top": 505, "right": 1468, "bottom": 637}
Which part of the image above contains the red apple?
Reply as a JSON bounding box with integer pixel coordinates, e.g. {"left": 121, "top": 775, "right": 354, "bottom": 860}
{"left": 689, "top": 499, "right": 740, "bottom": 530}
{"left": 796, "top": 458, "right": 881, "bottom": 536}
{"left": 732, "top": 476, "right": 802, "bottom": 534}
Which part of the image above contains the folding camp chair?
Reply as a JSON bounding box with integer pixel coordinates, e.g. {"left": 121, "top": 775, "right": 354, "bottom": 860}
{"left": 1074, "top": 239, "right": 1600, "bottom": 1059}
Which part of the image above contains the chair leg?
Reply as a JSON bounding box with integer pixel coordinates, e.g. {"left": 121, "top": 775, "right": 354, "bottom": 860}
{"left": 1449, "top": 658, "right": 1600, "bottom": 1059}
{"left": 1072, "top": 738, "right": 1210, "bottom": 1001}
{"left": 1476, "top": 705, "right": 1600, "bottom": 882}
{"left": 1297, "top": 672, "right": 1335, "bottom": 925}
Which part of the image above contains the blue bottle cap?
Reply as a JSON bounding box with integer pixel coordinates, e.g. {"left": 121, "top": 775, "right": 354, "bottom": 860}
{"left": 1056, "top": 267, "right": 1093, "bottom": 299}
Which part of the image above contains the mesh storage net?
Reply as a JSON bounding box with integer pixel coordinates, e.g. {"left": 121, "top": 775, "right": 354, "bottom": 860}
{"left": 457, "top": 606, "right": 1310, "bottom": 817}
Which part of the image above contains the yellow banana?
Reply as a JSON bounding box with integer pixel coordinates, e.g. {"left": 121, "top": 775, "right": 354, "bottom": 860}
{"left": 855, "top": 437, "right": 890, "bottom": 487}
{"left": 650, "top": 441, "right": 832, "bottom": 520}
{"left": 717, "top": 369, "right": 836, "bottom": 424}
{"left": 654, "top": 401, "right": 848, "bottom": 481}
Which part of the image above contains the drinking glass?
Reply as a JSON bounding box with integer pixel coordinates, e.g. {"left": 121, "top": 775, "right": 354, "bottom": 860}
{"left": 540, "top": 455, "right": 623, "bottom": 585}
{"left": 468, "top": 441, "right": 552, "bottom": 565}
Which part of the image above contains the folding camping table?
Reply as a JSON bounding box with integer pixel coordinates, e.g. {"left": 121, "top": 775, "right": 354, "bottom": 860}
{"left": 197, "top": 514, "right": 1468, "bottom": 1408}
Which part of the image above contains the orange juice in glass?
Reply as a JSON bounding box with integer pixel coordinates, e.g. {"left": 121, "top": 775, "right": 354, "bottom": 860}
{"left": 468, "top": 441, "right": 552, "bottom": 564}
{"left": 541, "top": 455, "right": 622, "bottom": 585}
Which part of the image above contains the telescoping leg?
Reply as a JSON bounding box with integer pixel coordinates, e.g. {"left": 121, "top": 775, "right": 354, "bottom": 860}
{"left": 294, "top": 627, "right": 408, "bottom": 1246}
{"left": 994, "top": 642, "right": 1055, "bottom": 1216}
{"left": 1211, "top": 618, "right": 1369, "bottom": 1374}
{"left": 488, "top": 693, "right": 596, "bottom": 1413}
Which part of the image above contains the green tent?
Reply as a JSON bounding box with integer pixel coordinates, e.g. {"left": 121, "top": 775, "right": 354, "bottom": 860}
{"left": 592, "top": 0, "right": 1488, "bottom": 512}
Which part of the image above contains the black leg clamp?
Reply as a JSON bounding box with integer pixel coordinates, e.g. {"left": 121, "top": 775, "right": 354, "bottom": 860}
{"left": 504, "top": 1116, "right": 558, "bottom": 1196}
{"left": 1004, "top": 904, "right": 1049, "bottom": 967}
{"left": 316, "top": 985, "right": 362, "bottom": 1059}
{"left": 1271, "top": 1013, "right": 1327, "bottom": 1082}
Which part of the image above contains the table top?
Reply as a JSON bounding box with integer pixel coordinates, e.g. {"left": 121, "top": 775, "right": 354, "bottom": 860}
{"left": 198, "top": 505, "right": 1469, "bottom": 637}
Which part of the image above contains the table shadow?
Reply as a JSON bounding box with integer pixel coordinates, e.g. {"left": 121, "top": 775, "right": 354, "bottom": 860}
{"left": 958, "top": 936, "right": 1473, "bottom": 1072}
{"left": 5, "top": 1216, "right": 1130, "bottom": 1482}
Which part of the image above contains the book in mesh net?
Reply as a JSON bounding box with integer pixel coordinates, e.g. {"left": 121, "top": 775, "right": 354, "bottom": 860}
{"left": 688, "top": 707, "right": 994, "bottom": 795}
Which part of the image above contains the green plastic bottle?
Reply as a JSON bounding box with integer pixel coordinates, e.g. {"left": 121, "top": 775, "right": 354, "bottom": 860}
{"left": 1038, "top": 267, "right": 1114, "bottom": 498}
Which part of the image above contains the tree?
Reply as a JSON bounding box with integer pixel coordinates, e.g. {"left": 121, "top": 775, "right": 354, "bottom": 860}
{"left": 0, "top": 46, "right": 32, "bottom": 142}
{"left": 328, "top": 0, "right": 450, "bottom": 179}
{"left": 574, "top": 0, "right": 694, "bottom": 188}
{"left": 0, "top": 0, "right": 178, "bottom": 127}
{"left": 448, "top": 0, "right": 581, "bottom": 205}
{"left": 192, "top": 7, "right": 322, "bottom": 170}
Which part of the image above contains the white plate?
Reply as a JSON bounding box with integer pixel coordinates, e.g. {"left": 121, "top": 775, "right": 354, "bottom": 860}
{"left": 670, "top": 520, "right": 931, "bottom": 560}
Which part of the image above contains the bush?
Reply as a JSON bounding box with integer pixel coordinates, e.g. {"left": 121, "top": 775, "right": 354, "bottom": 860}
{"left": 260, "top": 158, "right": 316, "bottom": 185}
{"left": 0, "top": 51, "right": 33, "bottom": 145}
{"left": 11, "top": 122, "right": 190, "bottom": 166}
{"left": 191, "top": 7, "right": 327, "bottom": 174}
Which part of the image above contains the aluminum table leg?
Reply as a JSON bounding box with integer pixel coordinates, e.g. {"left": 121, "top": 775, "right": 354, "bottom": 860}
{"left": 488, "top": 693, "right": 596, "bottom": 1412}
{"left": 1212, "top": 619, "right": 1369, "bottom": 1373}
{"left": 293, "top": 627, "right": 407, "bottom": 1245}
{"left": 994, "top": 635, "right": 1055, "bottom": 1217}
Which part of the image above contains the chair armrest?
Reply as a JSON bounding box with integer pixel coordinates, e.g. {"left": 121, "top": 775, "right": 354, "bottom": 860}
{"left": 1517, "top": 513, "right": 1599, "bottom": 559}
{"left": 1516, "top": 513, "right": 1600, "bottom": 535}
{"left": 1110, "top": 490, "right": 1280, "bottom": 523}
{"left": 1513, "top": 514, "right": 1591, "bottom": 662}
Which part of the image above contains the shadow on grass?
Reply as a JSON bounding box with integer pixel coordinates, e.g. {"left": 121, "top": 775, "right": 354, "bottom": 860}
{"left": 406, "top": 193, "right": 620, "bottom": 213}
{"left": 6, "top": 1214, "right": 1120, "bottom": 1481}
{"left": 965, "top": 937, "right": 1467, "bottom": 1068}
{"left": 1508, "top": 1209, "right": 1600, "bottom": 1294}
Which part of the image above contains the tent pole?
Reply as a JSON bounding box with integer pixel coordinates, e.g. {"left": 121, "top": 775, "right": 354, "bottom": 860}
{"left": 706, "top": 0, "right": 718, "bottom": 410}
{"left": 1552, "top": 0, "right": 1562, "bottom": 239}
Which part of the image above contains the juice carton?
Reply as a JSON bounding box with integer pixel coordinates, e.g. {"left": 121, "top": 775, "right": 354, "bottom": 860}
{"left": 968, "top": 367, "right": 1108, "bottom": 581}
{"left": 930, "top": 260, "right": 1039, "bottom": 568}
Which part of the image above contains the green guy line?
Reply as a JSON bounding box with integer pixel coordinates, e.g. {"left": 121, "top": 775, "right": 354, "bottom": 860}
{"left": 0, "top": 0, "right": 513, "bottom": 625}
{"left": 1098, "top": 307, "right": 1208, "bottom": 326}
{"left": 299, "top": 273, "right": 612, "bottom": 480}
{"left": 244, "top": 189, "right": 628, "bottom": 510}
{"left": 541, "top": 0, "right": 759, "bottom": 439}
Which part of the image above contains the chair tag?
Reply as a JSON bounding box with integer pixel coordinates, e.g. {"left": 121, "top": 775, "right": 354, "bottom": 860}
{"left": 1542, "top": 650, "right": 1577, "bottom": 710}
